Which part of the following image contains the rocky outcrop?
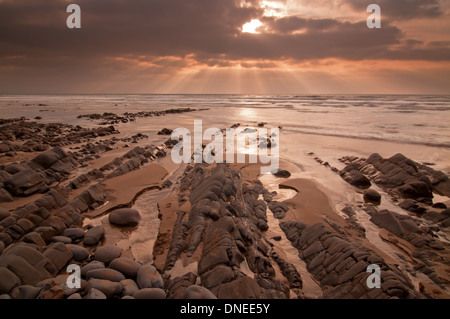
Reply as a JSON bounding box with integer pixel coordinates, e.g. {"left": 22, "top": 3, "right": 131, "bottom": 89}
{"left": 279, "top": 222, "right": 421, "bottom": 299}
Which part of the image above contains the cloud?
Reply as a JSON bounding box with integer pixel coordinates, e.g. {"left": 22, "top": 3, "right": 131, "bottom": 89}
{"left": 342, "top": 0, "right": 444, "bottom": 20}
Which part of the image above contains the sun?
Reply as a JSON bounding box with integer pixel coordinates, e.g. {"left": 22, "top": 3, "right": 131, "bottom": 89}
{"left": 242, "top": 19, "right": 263, "bottom": 34}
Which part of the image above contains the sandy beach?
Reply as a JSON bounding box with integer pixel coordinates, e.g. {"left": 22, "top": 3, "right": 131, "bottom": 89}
{"left": 0, "top": 97, "right": 449, "bottom": 300}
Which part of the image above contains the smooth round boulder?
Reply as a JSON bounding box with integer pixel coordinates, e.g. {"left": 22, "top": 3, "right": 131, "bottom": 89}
{"left": 272, "top": 169, "right": 291, "bottom": 178}
{"left": 121, "top": 279, "right": 139, "bottom": 296}
{"left": 83, "top": 226, "right": 105, "bottom": 246}
{"left": 94, "top": 245, "right": 122, "bottom": 264}
{"left": 86, "top": 268, "right": 126, "bottom": 282}
{"left": 363, "top": 189, "right": 382, "bottom": 204}
{"left": 108, "top": 208, "right": 141, "bottom": 227}
{"left": 184, "top": 285, "right": 217, "bottom": 299}
{"left": 134, "top": 288, "right": 166, "bottom": 299}
{"left": 63, "top": 228, "right": 85, "bottom": 240}
{"left": 66, "top": 244, "right": 90, "bottom": 261}
{"left": 109, "top": 258, "right": 141, "bottom": 278}
{"left": 87, "top": 279, "right": 122, "bottom": 298}
{"left": 136, "top": 265, "right": 163, "bottom": 289}
{"left": 81, "top": 261, "right": 105, "bottom": 277}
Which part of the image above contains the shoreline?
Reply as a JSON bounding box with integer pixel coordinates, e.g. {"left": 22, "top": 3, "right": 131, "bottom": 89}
{"left": 0, "top": 109, "right": 449, "bottom": 299}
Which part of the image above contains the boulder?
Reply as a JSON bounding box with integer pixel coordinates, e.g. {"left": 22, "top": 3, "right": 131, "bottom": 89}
{"left": 87, "top": 279, "right": 122, "bottom": 298}
{"left": 370, "top": 210, "right": 405, "bottom": 237}
{"left": 363, "top": 189, "right": 382, "bottom": 204}
{"left": 81, "top": 261, "right": 105, "bottom": 277}
{"left": 43, "top": 242, "right": 73, "bottom": 272}
{"left": 108, "top": 208, "right": 141, "bottom": 227}
{"left": 66, "top": 244, "right": 90, "bottom": 261}
{"left": 109, "top": 258, "right": 141, "bottom": 278}
{"left": 4, "top": 169, "right": 47, "bottom": 196}
{"left": 0, "top": 188, "right": 14, "bottom": 202}
{"left": 340, "top": 165, "right": 371, "bottom": 189}
{"left": 83, "top": 226, "right": 105, "bottom": 246}
{"left": 133, "top": 288, "right": 166, "bottom": 299}
{"left": 0, "top": 243, "right": 56, "bottom": 285}
{"left": 0, "top": 207, "right": 10, "bottom": 222}
{"left": 94, "top": 245, "right": 122, "bottom": 264}
{"left": 272, "top": 169, "right": 291, "bottom": 178}
{"left": 184, "top": 285, "right": 217, "bottom": 299}
{"left": 31, "top": 149, "right": 62, "bottom": 170}
{"left": 63, "top": 228, "right": 85, "bottom": 240}
{"left": 121, "top": 279, "right": 139, "bottom": 296}
{"left": 86, "top": 268, "right": 126, "bottom": 282}
{"left": 136, "top": 265, "right": 163, "bottom": 289}
{"left": 22, "top": 232, "right": 46, "bottom": 247}
{"left": 0, "top": 267, "right": 21, "bottom": 294}
{"left": 10, "top": 285, "right": 41, "bottom": 299}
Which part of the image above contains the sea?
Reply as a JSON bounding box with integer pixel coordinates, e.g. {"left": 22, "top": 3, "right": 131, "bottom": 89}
{"left": 1, "top": 94, "right": 449, "bottom": 172}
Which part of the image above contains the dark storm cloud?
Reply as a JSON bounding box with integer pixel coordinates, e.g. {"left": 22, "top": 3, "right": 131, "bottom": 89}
{"left": 0, "top": 0, "right": 449, "bottom": 78}
{"left": 342, "top": 0, "right": 443, "bottom": 19}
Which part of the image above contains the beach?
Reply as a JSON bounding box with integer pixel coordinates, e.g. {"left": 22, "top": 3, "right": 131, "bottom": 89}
{"left": 0, "top": 94, "right": 449, "bottom": 299}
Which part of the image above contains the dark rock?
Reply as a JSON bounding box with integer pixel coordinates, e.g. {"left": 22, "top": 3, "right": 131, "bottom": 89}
{"left": 108, "top": 208, "right": 141, "bottom": 227}
{"left": 63, "top": 228, "right": 85, "bottom": 240}
{"left": 43, "top": 242, "right": 73, "bottom": 272}
{"left": 363, "top": 189, "right": 381, "bottom": 204}
{"left": 0, "top": 267, "right": 21, "bottom": 294}
{"left": 136, "top": 265, "right": 163, "bottom": 289}
{"left": 66, "top": 244, "right": 90, "bottom": 261}
{"left": 340, "top": 165, "right": 371, "bottom": 189}
{"left": 272, "top": 169, "right": 291, "bottom": 178}
{"left": 0, "top": 188, "right": 14, "bottom": 202}
{"left": 83, "top": 226, "right": 105, "bottom": 246}
{"left": 121, "top": 279, "right": 139, "bottom": 296}
{"left": 184, "top": 285, "right": 217, "bottom": 299}
{"left": 10, "top": 285, "right": 41, "bottom": 299}
{"left": 370, "top": 210, "right": 405, "bottom": 237}
{"left": 133, "top": 288, "right": 166, "bottom": 299}
{"left": 4, "top": 169, "right": 47, "bottom": 196}
{"left": 157, "top": 128, "right": 173, "bottom": 135}
{"left": 109, "top": 258, "right": 141, "bottom": 278}
{"left": 81, "top": 261, "right": 105, "bottom": 277}
{"left": 86, "top": 268, "right": 126, "bottom": 282}
{"left": 87, "top": 279, "right": 122, "bottom": 298}
{"left": 94, "top": 245, "right": 122, "bottom": 264}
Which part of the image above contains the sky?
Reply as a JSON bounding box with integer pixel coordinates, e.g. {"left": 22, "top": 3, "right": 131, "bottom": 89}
{"left": 0, "top": 0, "right": 449, "bottom": 94}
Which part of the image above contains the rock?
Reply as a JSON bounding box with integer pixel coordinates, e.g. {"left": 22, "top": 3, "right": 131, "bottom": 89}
{"left": 201, "top": 265, "right": 234, "bottom": 289}
{"left": 66, "top": 244, "right": 90, "bottom": 261}
{"left": 338, "top": 260, "right": 368, "bottom": 284}
{"left": 94, "top": 245, "right": 122, "bottom": 264}
{"left": 216, "top": 277, "right": 262, "bottom": 299}
{"left": 136, "top": 265, "right": 163, "bottom": 289}
{"left": 0, "top": 207, "right": 10, "bottom": 221}
{"left": 272, "top": 169, "right": 291, "bottom": 178}
{"left": 0, "top": 267, "right": 21, "bottom": 294}
{"left": 121, "top": 279, "right": 139, "bottom": 296}
{"left": 157, "top": 128, "right": 173, "bottom": 135}
{"left": 340, "top": 165, "right": 371, "bottom": 189}
{"left": 4, "top": 169, "right": 47, "bottom": 196}
{"left": 109, "top": 258, "right": 141, "bottom": 278}
{"left": 63, "top": 228, "right": 85, "bottom": 240}
{"left": 363, "top": 189, "right": 381, "bottom": 204}
{"left": 81, "top": 261, "right": 105, "bottom": 277}
{"left": 86, "top": 268, "right": 126, "bottom": 282}
{"left": 85, "top": 287, "right": 107, "bottom": 299}
{"left": 0, "top": 243, "right": 56, "bottom": 285}
{"left": 184, "top": 285, "right": 217, "bottom": 299}
{"left": 83, "top": 226, "right": 105, "bottom": 246}
{"left": 10, "top": 285, "right": 41, "bottom": 299}
{"left": 370, "top": 210, "right": 405, "bottom": 237}
{"left": 51, "top": 236, "right": 72, "bottom": 244}
{"left": 41, "top": 243, "right": 72, "bottom": 273}
{"left": 133, "top": 288, "right": 166, "bottom": 299}
{"left": 0, "top": 188, "right": 14, "bottom": 202}
{"left": 108, "top": 208, "right": 141, "bottom": 227}
{"left": 87, "top": 279, "right": 122, "bottom": 298}
{"left": 31, "top": 148, "right": 62, "bottom": 169}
